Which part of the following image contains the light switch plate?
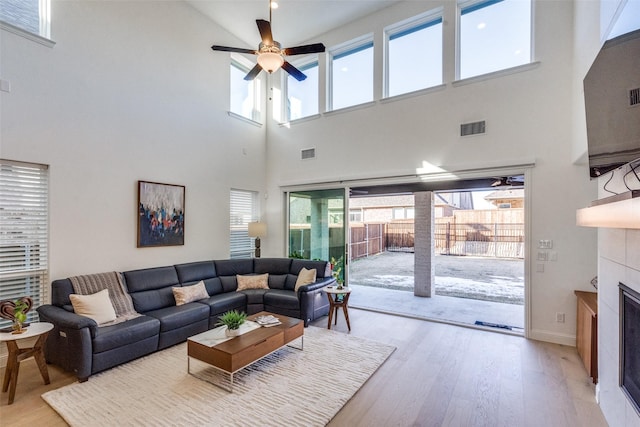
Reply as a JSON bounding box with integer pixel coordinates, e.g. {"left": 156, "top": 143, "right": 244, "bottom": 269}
{"left": 538, "top": 239, "right": 553, "bottom": 249}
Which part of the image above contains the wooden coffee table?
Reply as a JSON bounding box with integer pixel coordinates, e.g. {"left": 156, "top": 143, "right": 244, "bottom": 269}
{"left": 187, "top": 312, "right": 303, "bottom": 391}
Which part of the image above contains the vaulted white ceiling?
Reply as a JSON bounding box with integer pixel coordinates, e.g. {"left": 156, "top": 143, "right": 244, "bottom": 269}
{"left": 186, "top": 0, "right": 401, "bottom": 48}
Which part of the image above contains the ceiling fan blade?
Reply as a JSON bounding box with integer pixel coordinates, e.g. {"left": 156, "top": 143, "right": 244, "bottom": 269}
{"left": 211, "top": 45, "right": 257, "bottom": 55}
{"left": 282, "top": 43, "right": 326, "bottom": 56}
{"left": 256, "top": 19, "right": 273, "bottom": 45}
{"left": 282, "top": 61, "right": 307, "bottom": 81}
{"left": 244, "top": 63, "right": 263, "bottom": 81}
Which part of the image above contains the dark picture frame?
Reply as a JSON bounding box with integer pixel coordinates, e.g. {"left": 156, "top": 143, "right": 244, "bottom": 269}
{"left": 137, "top": 181, "right": 185, "bottom": 247}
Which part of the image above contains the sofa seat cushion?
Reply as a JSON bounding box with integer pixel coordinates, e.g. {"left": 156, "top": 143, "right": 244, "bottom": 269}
{"left": 241, "top": 289, "right": 269, "bottom": 305}
{"left": 93, "top": 315, "right": 160, "bottom": 354}
{"left": 199, "top": 292, "right": 247, "bottom": 316}
{"left": 145, "top": 303, "right": 209, "bottom": 332}
{"left": 264, "top": 290, "right": 300, "bottom": 311}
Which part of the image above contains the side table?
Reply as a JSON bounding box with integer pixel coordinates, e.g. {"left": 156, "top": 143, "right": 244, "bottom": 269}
{"left": 324, "top": 286, "right": 352, "bottom": 331}
{"left": 0, "top": 322, "right": 53, "bottom": 404}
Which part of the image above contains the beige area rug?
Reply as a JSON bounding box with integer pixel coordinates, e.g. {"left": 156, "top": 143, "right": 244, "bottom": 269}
{"left": 42, "top": 326, "right": 395, "bottom": 426}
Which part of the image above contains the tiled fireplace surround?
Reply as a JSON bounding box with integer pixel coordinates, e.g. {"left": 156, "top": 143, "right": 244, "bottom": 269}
{"left": 598, "top": 227, "right": 640, "bottom": 426}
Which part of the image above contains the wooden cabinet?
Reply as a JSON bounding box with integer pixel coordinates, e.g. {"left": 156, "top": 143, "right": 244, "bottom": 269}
{"left": 575, "top": 290, "right": 598, "bottom": 383}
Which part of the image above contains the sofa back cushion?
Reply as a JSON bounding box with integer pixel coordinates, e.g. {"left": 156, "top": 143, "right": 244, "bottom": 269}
{"left": 174, "top": 261, "right": 223, "bottom": 295}
{"left": 283, "top": 260, "right": 330, "bottom": 291}
{"left": 51, "top": 278, "right": 75, "bottom": 307}
{"left": 214, "top": 259, "right": 254, "bottom": 276}
{"left": 123, "top": 266, "right": 180, "bottom": 313}
{"left": 290, "top": 259, "right": 330, "bottom": 278}
{"left": 214, "top": 259, "right": 254, "bottom": 292}
{"left": 254, "top": 258, "right": 292, "bottom": 275}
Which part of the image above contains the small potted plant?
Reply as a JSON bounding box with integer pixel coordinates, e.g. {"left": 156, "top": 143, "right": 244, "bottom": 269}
{"left": 12, "top": 299, "right": 29, "bottom": 334}
{"left": 217, "top": 310, "right": 247, "bottom": 337}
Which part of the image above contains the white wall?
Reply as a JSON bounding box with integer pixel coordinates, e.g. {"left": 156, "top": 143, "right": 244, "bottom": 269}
{"left": 263, "top": 0, "right": 599, "bottom": 345}
{"left": 0, "top": 1, "right": 267, "bottom": 280}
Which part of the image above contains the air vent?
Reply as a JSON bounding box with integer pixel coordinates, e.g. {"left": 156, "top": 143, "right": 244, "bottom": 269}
{"left": 460, "top": 120, "right": 486, "bottom": 136}
{"left": 301, "top": 148, "right": 316, "bottom": 160}
{"left": 630, "top": 88, "right": 640, "bottom": 107}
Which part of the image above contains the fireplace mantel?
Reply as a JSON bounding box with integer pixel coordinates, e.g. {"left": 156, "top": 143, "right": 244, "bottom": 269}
{"left": 577, "top": 190, "right": 640, "bottom": 229}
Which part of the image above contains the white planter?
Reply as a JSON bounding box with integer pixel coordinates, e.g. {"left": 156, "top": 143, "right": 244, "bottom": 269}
{"left": 225, "top": 327, "right": 240, "bottom": 337}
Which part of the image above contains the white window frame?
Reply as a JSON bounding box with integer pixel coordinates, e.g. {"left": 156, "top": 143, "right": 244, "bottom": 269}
{"left": 283, "top": 57, "right": 320, "bottom": 122}
{"left": 229, "top": 189, "right": 259, "bottom": 259}
{"left": 0, "top": 159, "right": 49, "bottom": 328}
{"left": 0, "top": 0, "right": 53, "bottom": 46}
{"left": 456, "top": 0, "right": 533, "bottom": 81}
{"left": 229, "top": 56, "right": 262, "bottom": 124}
{"left": 384, "top": 8, "right": 444, "bottom": 98}
{"left": 328, "top": 34, "right": 375, "bottom": 111}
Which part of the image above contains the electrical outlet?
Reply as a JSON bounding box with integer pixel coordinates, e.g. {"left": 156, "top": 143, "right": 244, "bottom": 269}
{"left": 556, "top": 312, "right": 565, "bottom": 323}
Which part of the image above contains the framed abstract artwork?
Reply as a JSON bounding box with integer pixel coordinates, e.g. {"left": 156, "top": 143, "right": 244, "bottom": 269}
{"left": 137, "top": 181, "right": 185, "bottom": 247}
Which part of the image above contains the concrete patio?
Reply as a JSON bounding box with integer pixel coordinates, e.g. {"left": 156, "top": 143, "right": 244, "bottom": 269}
{"left": 347, "top": 252, "right": 525, "bottom": 333}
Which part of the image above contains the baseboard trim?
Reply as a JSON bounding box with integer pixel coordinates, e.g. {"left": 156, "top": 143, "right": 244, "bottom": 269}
{"left": 528, "top": 328, "right": 576, "bottom": 346}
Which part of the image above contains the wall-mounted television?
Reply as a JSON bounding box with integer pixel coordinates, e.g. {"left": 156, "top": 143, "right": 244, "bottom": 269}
{"left": 584, "top": 28, "right": 640, "bottom": 178}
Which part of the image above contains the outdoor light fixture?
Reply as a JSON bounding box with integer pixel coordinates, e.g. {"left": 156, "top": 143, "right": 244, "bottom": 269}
{"left": 248, "top": 222, "right": 267, "bottom": 257}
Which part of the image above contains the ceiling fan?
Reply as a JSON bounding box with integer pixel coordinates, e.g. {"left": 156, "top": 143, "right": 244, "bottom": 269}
{"left": 211, "top": 2, "right": 325, "bottom": 82}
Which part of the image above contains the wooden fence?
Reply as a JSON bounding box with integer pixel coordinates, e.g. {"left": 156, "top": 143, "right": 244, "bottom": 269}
{"left": 434, "top": 222, "right": 524, "bottom": 258}
{"left": 349, "top": 223, "right": 385, "bottom": 260}
{"left": 384, "top": 220, "right": 524, "bottom": 259}
{"left": 292, "top": 217, "right": 524, "bottom": 261}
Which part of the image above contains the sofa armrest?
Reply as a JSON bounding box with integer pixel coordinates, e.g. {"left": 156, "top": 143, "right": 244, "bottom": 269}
{"left": 297, "top": 277, "right": 335, "bottom": 294}
{"left": 37, "top": 304, "right": 97, "bottom": 381}
{"left": 37, "top": 304, "right": 97, "bottom": 332}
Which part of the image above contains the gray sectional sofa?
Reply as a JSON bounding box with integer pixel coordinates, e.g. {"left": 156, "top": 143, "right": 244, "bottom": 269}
{"left": 37, "top": 258, "right": 334, "bottom": 381}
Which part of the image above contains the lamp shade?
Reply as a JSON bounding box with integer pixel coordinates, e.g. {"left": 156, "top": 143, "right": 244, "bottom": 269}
{"left": 248, "top": 222, "right": 267, "bottom": 238}
{"left": 256, "top": 52, "right": 284, "bottom": 73}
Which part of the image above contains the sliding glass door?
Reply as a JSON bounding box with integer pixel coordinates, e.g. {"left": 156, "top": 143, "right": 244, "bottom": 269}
{"left": 287, "top": 189, "right": 347, "bottom": 283}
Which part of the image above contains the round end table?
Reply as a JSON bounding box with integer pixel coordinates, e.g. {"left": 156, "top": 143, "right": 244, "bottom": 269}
{"left": 0, "top": 322, "right": 53, "bottom": 404}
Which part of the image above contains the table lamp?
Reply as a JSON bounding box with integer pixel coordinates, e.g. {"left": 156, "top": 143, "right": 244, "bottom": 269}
{"left": 248, "top": 222, "right": 267, "bottom": 258}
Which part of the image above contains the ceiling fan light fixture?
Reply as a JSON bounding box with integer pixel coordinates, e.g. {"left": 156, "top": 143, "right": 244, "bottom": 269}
{"left": 257, "top": 52, "right": 284, "bottom": 73}
{"left": 257, "top": 41, "right": 284, "bottom": 73}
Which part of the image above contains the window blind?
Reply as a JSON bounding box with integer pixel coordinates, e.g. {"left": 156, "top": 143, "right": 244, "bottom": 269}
{"left": 0, "top": 159, "right": 49, "bottom": 327}
{"left": 230, "top": 189, "right": 257, "bottom": 259}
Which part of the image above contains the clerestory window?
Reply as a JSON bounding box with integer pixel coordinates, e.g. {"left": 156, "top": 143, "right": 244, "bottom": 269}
{"left": 385, "top": 11, "right": 443, "bottom": 97}
{"left": 329, "top": 37, "right": 374, "bottom": 111}
{"left": 0, "top": 0, "right": 51, "bottom": 40}
{"left": 458, "top": 0, "right": 532, "bottom": 80}
{"left": 230, "top": 58, "right": 262, "bottom": 123}
{"left": 286, "top": 60, "right": 319, "bottom": 121}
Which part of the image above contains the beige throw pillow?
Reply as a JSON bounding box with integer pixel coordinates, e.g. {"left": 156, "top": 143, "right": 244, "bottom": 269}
{"left": 236, "top": 273, "right": 269, "bottom": 291}
{"left": 173, "top": 281, "right": 209, "bottom": 306}
{"left": 295, "top": 268, "right": 317, "bottom": 292}
{"left": 70, "top": 289, "right": 117, "bottom": 325}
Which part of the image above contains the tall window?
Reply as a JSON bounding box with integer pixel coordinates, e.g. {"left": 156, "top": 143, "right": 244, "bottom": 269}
{"left": 330, "top": 38, "right": 374, "bottom": 110}
{"left": 230, "top": 59, "right": 261, "bottom": 122}
{"left": 458, "top": 0, "right": 531, "bottom": 80}
{"left": 0, "top": 0, "right": 51, "bottom": 39}
{"left": 0, "top": 160, "right": 49, "bottom": 328}
{"left": 286, "top": 60, "right": 319, "bottom": 121}
{"left": 386, "top": 13, "right": 443, "bottom": 97}
{"left": 229, "top": 189, "right": 258, "bottom": 259}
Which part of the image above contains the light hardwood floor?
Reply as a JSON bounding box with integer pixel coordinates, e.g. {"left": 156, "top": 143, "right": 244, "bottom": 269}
{"left": 1, "top": 309, "right": 608, "bottom": 426}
